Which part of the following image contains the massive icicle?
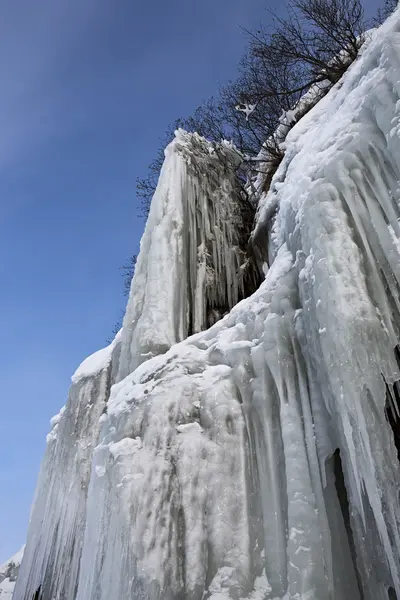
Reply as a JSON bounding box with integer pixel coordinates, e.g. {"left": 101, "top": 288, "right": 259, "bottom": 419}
{"left": 117, "top": 130, "right": 258, "bottom": 381}
{"left": 13, "top": 8, "right": 400, "bottom": 600}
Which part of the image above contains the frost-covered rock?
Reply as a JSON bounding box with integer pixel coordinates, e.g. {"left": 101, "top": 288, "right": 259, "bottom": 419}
{"left": 13, "top": 7, "right": 400, "bottom": 600}
{"left": 0, "top": 547, "right": 24, "bottom": 599}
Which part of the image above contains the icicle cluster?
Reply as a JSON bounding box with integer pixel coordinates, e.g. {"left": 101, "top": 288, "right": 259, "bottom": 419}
{"left": 117, "top": 130, "right": 258, "bottom": 381}
{"left": 13, "top": 8, "right": 400, "bottom": 600}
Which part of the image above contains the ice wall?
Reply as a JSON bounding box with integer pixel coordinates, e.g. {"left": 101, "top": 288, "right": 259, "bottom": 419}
{"left": 76, "top": 249, "right": 364, "bottom": 600}
{"left": 117, "top": 130, "right": 258, "bottom": 381}
{"left": 13, "top": 335, "right": 122, "bottom": 600}
{"left": 13, "top": 8, "right": 400, "bottom": 600}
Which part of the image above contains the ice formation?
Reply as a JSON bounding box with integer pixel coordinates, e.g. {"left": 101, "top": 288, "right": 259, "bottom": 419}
{"left": 13, "top": 334, "right": 122, "bottom": 600}
{"left": 12, "top": 8, "right": 400, "bottom": 600}
{"left": 117, "top": 130, "right": 259, "bottom": 381}
{"left": 0, "top": 548, "right": 24, "bottom": 600}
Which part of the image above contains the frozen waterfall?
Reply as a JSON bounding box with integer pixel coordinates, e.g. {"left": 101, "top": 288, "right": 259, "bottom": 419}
{"left": 13, "top": 335, "right": 122, "bottom": 600}
{"left": 13, "top": 8, "right": 400, "bottom": 600}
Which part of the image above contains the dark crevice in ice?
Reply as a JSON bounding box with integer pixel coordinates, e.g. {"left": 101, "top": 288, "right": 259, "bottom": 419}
{"left": 384, "top": 346, "right": 400, "bottom": 461}
{"left": 32, "top": 586, "right": 42, "bottom": 600}
{"left": 333, "top": 448, "right": 364, "bottom": 599}
{"left": 388, "top": 586, "right": 398, "bottom": 600}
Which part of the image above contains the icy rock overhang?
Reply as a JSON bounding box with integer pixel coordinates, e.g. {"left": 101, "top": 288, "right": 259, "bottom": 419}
{"left": 117, "top": 129, "right": 260, "bottom": 381}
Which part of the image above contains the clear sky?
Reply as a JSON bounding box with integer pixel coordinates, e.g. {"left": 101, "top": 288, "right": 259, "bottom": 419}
{"left": 0, "top": 0, "right": 384, "bottom": 563}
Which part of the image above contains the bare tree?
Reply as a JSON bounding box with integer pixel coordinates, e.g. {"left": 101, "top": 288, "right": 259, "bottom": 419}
{"left": 136, "top": 0, "right": 389, "bottom": 215}
{"left": 121, "top": 255, "right": 137, "bottom": 296}
{"left": 250, "top": 0, "right": 367, "bottom": 92}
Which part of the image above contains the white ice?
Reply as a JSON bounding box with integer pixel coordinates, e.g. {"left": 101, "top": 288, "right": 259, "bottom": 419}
{"left": 0, "top": 548, "right": 24, "bottom": 600}
{"left": 13, "top": 7, "right": 400, "bottom": 600}
{"left": 117, "top": 130, "right": 251, "bottom": 381}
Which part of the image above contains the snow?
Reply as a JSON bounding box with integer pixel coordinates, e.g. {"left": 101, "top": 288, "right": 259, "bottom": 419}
{"left": 235, "top": 102, "right": 257, "bottom": 121}
{"left": 13, "top": 7, "right": 400, "bottom": 600}
{"left": 71, "top": 330, "right": 121, "bottom": 383}
{"left": 0, "top": 579, "right": 15, "bottom": 600}
{"left": 0, "top": 547, "right": 24, "bottom": 600}
{"left": 176, "top": 422, "right": 203, "bottom": 434}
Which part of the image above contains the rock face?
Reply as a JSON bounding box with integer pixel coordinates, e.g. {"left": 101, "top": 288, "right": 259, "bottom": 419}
{"left": 0, "top": 548, "right": 24, "bottom": 600}
{"left": 12, "top": 8, "right": 400, "bottom": 600}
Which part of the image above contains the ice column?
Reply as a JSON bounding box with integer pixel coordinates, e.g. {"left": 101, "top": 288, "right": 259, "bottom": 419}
{"left": 117, "top": 130, "right": 258, "bottom": 381}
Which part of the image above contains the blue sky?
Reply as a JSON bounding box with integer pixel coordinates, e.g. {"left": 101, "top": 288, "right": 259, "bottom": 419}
{"left": 0, "top": 0, "right": 383, "bottom": 563}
